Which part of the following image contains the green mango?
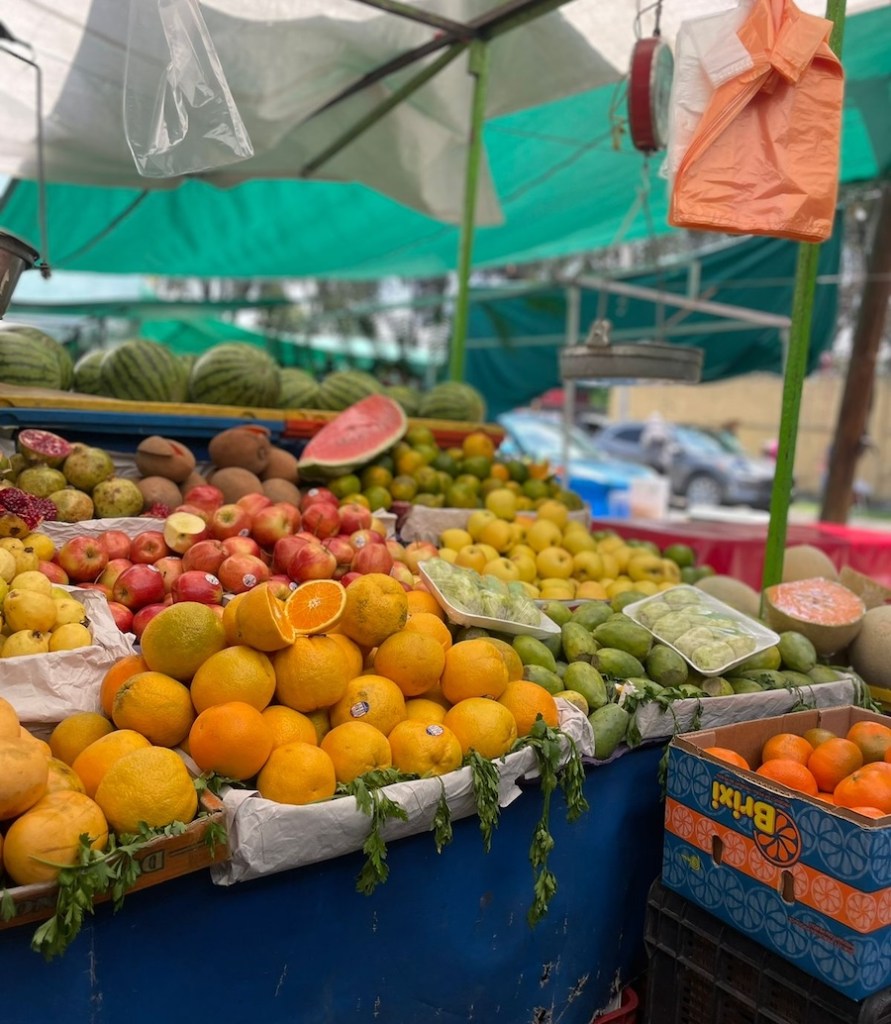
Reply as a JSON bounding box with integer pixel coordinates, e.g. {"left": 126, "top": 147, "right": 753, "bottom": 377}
{"left": 809, "top": 664, "right": 843, "bottom": 684}
{"left": 513, "top": 635, "right": 558, "bottom": 673}
{"left": 701, "top": 677, "right": 734, "bottom": 697}
{"left": 736, "top": 645, "right": 782, "bottom": 672}
{"left": 593, "top": 648, "right": 646, "bottom": 680}
{"left": 455, "top": 625, "right": 490, "bottom": 642}
{"left": 522, "top": 664, "right": 565, "bottom": 695}
{"left": 782, "top": 670, "right": 816, "bottom": 688}
{"left": 570, "top": 601, "right": 613, "bottom": 630}
{"left": 563, "top": 661, "right": 608, "bottom": 711}
{"left": 645, "top": 645, "right": 688, "bottom": 688}
{"left": 728, "top": 676, "right": 766, "bottom": 694}
{"left": 626, "top": 677, "right": 665, "bottom": 698}
{"left": 593, "top": 618, "right": 653, "bottom": 661}
{"left": 588, "top": 703, "right": 630, "bottom": 760}
{"left": 554, "top": 660, "right": 568, "bottom": 680}
{"left": 561, "top": 621, "right": 599, "bottom": 663}
{"left": 541, "top": 601, "right": 573, "bottom": 627}
{"left": 541, "top": 633, "right": 564, "bottom": 659}
{"left": 610, "top": 590, "right": 650, "bottom": 613}
{"left": 777, "top": 631, "right": 818, "bottom": 673}
{"left": 737, "top": 668, "right": 788, "bottom": 689}
{"left": 678, "top": 683, "right": 708, "bottom": 698}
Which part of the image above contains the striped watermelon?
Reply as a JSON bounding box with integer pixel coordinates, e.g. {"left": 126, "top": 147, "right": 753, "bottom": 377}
{"left": 100, "top": 340, "right": 190, "bottom": 403}
{"left": 188, "top": 343, "right": 281, "bottom": 408}
{"left": 298, "top": 395, "right": 407, "bottom": 478}
{"left": 383, "top": 384, "right": 421, "bottom": 417}
{"left": 279, "top": 367, "right": 321, "bottom": 410}
{"left": 0, "top": 326, "right": 73, "bottom": 391}
{"left": 73, "top": 349, "right": 106, "bottom": 395}
{"left": 316, "top": 369, "right": 382, "bottom": 411}
{"left": 418, "top": 381, "right": 486, "bottom": 422}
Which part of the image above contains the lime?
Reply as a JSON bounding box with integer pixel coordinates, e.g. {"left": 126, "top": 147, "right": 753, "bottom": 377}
{"left": 454, "top": 474, "right": 481, "bottom": 495}
{"left": 435, "top": 470, "right": 454, "bottom": 493}
{"left": 414, "top": 443, "right": 439, "bottom": 466}
{"left": 390, "top": 475, "right": 419, "bottom": 501}
{"left": 432, "top": 451, "right": 459, "bottom": 475}
{"left": 662, "top": 543, "right": 696, "bottom": 569}
{"left": 459, "top": 456, "right": 492, "bottom": 480}
{"left": 506, "top": 460, "right": 529, "bottom": 484}
{"left": 445, "top": 484, "right": 480, "bottom": 509}
{"left": 413, "top": 466, "right": 441, "bottom": 494}
{"left": 329, "top": 474, "right": 361, "bottom": 499}
{"left": 522, "top": 478, "right": 549, "bottom": 500}
{"left": 406, "top": 425, "right": 435, "bottom": 447}
{"left": 413, "top": 493, "right": 445, "bottom": 508}
{"left": 396, "top": 450, "right": 425, "bottom": 476}
{"left": 363, "top": 485, "right": 393, "bottom": 511}
{"left": 361, "top": 465, "right": 393, "bottom": 489}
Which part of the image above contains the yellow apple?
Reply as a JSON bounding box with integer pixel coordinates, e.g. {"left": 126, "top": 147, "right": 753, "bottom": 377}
{"left": 539, "top": 576, "right": 577, "bottom": 596}
{"left": 536, "top": 546, "right": 575, "bottom": 584}
{"left": 440, "top": 528, "right": 473, "bottom": 551}
{"left": 660, "top": 558, "right": 682, "bottom": 583}
{"left": 597, "top": 534, "right": 625, "bottom": 554}
{"left": 633, "top": 580, "right": 659, "bottom": 596}
{"left": 483, "top": 557, "right": 521, "bottom": 584}
{"left": 466, "top": 509, "right": 498, "bottom": 540}
{"left": 599, "top": 553, "right": 620, "bottom": 580}
{"left": 611, "top": 545, "right": 634, "bottom": 573}
{"left": 535, "top": 499, "right": 569, "bottom": 530}
{"left": 516, "top": 580, "right": 541, "bottom": 599}
{"left": 571, "top": 550, "right": 604, "bottom": 582}
{"left": 508, "top": 543, "right": 537, "bottom": 561}
{"left": 561, "top": 529, "right": 597, "bottom": 555}
{"left": 437, "top": 548, "right": 458, "bottom": 564}
{"left": 478, "top": 518, "right": 514, "bottom": 554}
{"left": 484, "top": 488, "right": 518, "bottom": 522}
{"left": 509, "top": 553, "right": 538, "bottom": 583}
{"left": 455, "top": 545, "right": 489, "bottom": 573}
{"left": 539, "top": 584, "right": 575, "bottom": 601}
{"left": 509, "top": 521, "right": 527, "bottom": 545}
{"left": 607, "top": 579, "right": 636, "bottom": 599}
{"left": 526, "top": 518, "right": 563, "bottom": 553}
{"left": 627, "top": 553, "right": 664, "bottom": 583}
{"left": 658, "top": 580, "right": 678, "bottom": 591}
{"left": 474, "top": 542, "right": 500, "bottom": 564}
{"left": 576, "top": 580, "right": 609, "bottom": 600}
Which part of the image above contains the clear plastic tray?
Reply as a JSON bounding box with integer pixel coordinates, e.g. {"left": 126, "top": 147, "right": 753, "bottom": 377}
{"left": 419, "top": 563, "right": 560, "bottom": 640}
{"left": 622, "top": 585, "right": 780, "bottom": 677}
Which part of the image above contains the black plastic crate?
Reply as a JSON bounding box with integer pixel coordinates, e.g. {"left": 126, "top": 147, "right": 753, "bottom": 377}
{"left": 644, "top": 880, "right": 891, "bottom": 1024}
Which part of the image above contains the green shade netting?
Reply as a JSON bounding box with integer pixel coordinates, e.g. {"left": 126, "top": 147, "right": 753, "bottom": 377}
{"left": 0, "top": 7, "right": 887, "bottom": 280}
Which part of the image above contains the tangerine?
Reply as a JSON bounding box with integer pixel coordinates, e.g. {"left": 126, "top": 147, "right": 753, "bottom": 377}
{"left": 286, "top": 579, "right": 346, "bottom": 634}
{"left": 387, "top": 719, "right": 462, "bottom": 777}
{"left": 405, "top": 590, "right": 446, "bottom": 621}
{"left": 188, "top": 702, "right": 273, "bottom": 781}
{"left": 95, "top": 746, "right": 198, "bottom": 835}
{"left": 833, "top": 769, "right": 891, "bottom": 814}
{"left": 140, "top": 602, "right": 226, "bottom": 681}
{"left": 755, "top": 759, "right": 819, "bottom": 796}
{"left": 480, "top": 637, "right": 524, "bottom": 681}
{"left": 327, "top": 632, "right": 364, "bottom": 679}
{"left": 405, "top": 698, "right": 448, "bottom": 724}
{"left": 848, "top": 806, "right": 888, "bottom": 819}
{"left": 49, "top": 712, "right": 114, "bottom": 766}
{"left": 403, "top": 612, "right": 453, "bottom": 653}
{"left": 760, "top": 733, "right": 814, "bottom": 767}
{"left": 372, "top": 630, "right": 446, "bottom": 698}
{"left": 703, "top": 747, "right": 751, "bottom": 771}
{"left": 802, "top": 727, "right": 837, "bottom": 749}
{"left": 807, "top": 738, "right": 864, "bottom": 792}
{"left": 234, "top": 582, "right": 296, "bottom": 652}
{"left": 846, "top": 721, "right": 891, "bottom": 764}
{"left": 190, "top": 646, "right": 276, "bottom": 713}
{"left": 99, "top": 654, "right": 149, "bottom": 717}
{"left": 443, "top": 698, "right": 518, "bottom": 760}
{"left": 497, "top": 681, "right": 559, "bottom": 736}
{"left": 262, "top": 705, "right": 319, "bottom": 748}
{"left": 256, "top": 742, "right": 337, "bottom": 805}
{"left": 329, "top": 675, "right": 407, "bottom": 736}
{"left": 320, "top": 721, "right": 392, "bottom": 783}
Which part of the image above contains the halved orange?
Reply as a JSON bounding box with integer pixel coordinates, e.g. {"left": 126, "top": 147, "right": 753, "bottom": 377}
{"left": 235, "top": 582, "right": 296, "bottom": 652}
{"left": 286, "top": 579, "right": 346, "bottom": 635}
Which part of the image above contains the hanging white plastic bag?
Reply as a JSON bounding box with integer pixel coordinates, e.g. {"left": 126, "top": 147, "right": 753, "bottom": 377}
{"left": 123, "top": 0, "right": 253, "bottom": 178}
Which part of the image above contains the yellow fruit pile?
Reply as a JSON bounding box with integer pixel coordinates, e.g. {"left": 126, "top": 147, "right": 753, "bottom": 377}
{"left": 436, "top": 501, "right": 680, "bottom": 602}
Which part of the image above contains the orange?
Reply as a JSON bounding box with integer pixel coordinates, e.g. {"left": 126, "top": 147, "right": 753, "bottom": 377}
{"left": 286, "top": 579, "right": 346, "bottom": 634}
{"left": 760, "top": 733, "right": 814, "bottom": 767}
{"left": 388, "top": 719, "right": 462, "bottom": 777}
{"left": 846, "top": 721, "right": 891, "bottom": 764}
{"left": 417, "top": 678, "right": 451, "bottom": 708}
{"left": 190, "top": 646, "right": 276, "bottom": 713}
{"left": 462, "top": 431, "right": 496, "bottom": 460}
{"left": 481, "top": 637, "right": 524, "bottom": 681}
{"left": 755, "top": 759, "right": 819, "bottom": 796}
{"left": 330, "top": 675, "right": 407, "bottom": 736}
{"left": 327, "top": 632, "right": 364, "bottom": 679}
{"left": 440, "top": 639, "right": 509, "bottom": 704}
{"left": 807, "top": 737, "right": 864, "bottom": 792}
{"left": 405, "top": 590, "right": 445, "bottom": 621}
{"left": 222, "top": 591, "right": 248, "bottom": 645}
{"left": 815, "top": 791, "right": 837, "bottom": 803}
{"left": 99, "top": 654, "right": 149, "bottom": 717}
{"left": 372, "top": 630, "right": 446, "bottom": 698}
{"left": 256, "top": 741, "right": 337, "bottom": 805}
{"left": 188, "top": 702, "right": 273, "bottom": 781}
{"left": 234, "top": 583, "right": 296, "bottom": 652}
{"left": 0, "top": 737, "right": 49, "bottom": 818}
{"left": 0, "top": 695, "right": 19, "bottom": 740}
{"left": 802, "top": 727, "right": 837, "bottom": 749}
{"left": 405, "top": 698, "right": 448, "bottom": 724}
{"left": 95, "top": 746, "right": 198, "bottom": 835}
{"left": 49, "top": 712, "right": 115, "bottom": 766}
{"left": 111, "top": 671, "right": 195, "bottom": 748}
{"left": 273, "top": 635, "right": 352, "bottom": 713}
{"left": 140, "top": 602, "right": 227, "bottom": 682}
{"left": 2, "top": 791, "right": 108, "bottom": 886}
{"left": 307, "top": 708, "right": 332, "bottom": 744}
{"left": 320, "top": 721, "right": 393, "bottom": 783}
{"left": 45, "top": 757, "right": 86, "bottom": 795}
{"left": 72, "top": 730, "right": 151, "bottom": 799}
{"left": 861, "top": 761, "right": 891, "bottom": 776}
{"left": 443, "top": 698, "right": 518, "bottom": 760}
{"left": 262, "top": 705, "right": 318, "bottom": 748}
{"left": 338, "top": 573, "right": 408, "bottom": 648}
{"left": 19, "top": 727, "right": 51, "bottom": 759}
{"left": 833, "top": 769, "right": 891, "bottom": 814}
{"left": 497, "top": 681, "right": 559, "bottom": 736}
{"left": 849, "top": 806, "right": 888, "bottom": 819}
{"left": 703, "top": 747, "right": 751, "bottom": 771}
{"left": 403, "top": 612, "right": 453, "bottom": 653}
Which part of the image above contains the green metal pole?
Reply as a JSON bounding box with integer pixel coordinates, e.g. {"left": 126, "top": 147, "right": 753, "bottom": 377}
{"left": 449, "top": 40, "right": 491, "bottom": 383}
{"left": 760, "top": 0, "right": 847, "bottom": 591}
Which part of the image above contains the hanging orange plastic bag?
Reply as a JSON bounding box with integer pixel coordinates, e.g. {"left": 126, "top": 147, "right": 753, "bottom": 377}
{"left": 667, "top": 0, "right": 843, "bottom": 243}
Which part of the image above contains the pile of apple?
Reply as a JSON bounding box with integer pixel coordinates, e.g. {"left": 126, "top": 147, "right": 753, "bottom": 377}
{"left": 47, "top": 484, "right": 439, "bottom": 639}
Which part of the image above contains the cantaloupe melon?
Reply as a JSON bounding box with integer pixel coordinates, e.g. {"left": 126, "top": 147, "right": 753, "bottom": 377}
{"left": 782, "top": 545, "right": 839, "bottom": 583}
{"left": 848, "top": 605, "right": 891, "bottom": 688}
{"left": 839, "top": 566, "right": 891, "bottom": 611}
{"left": 694, "top": 575, "right": 761, "bottom": 619}
{"left": 763, "top": 577, "right": 864, "bottom": 657}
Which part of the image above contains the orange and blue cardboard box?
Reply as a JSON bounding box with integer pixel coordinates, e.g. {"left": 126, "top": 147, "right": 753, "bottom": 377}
{"left": 662, "top": 706, "right": 891, "bottom": 1001}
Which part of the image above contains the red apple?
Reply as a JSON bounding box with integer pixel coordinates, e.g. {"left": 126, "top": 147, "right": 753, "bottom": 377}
{"left": 287, "top": 541, "right": 337, "bottom": 583}
{"left": 351, "top": 543, "right": 394, "bottom": 576}
{"left": 97, "top": 557, "right": 133, "bottom": 590}
{"left": 38, "top": 560, "right": 69, "bottom": 585}
{"left": 267, "top": 577, "right": 297, "bottom": 601}
{"left": 322, "top": 535, "right": 355, "bottom": 568}
{"left": 112, "top": 563, "right": 166, "bottom": 609}
{"left": 153, "top": 555, "right": 185, "bottom": 594}
{"left": 301, "top": 502, "right": 341, "bottom": 539}
{"left": 209, "top": 503, "right": 253, "bottom": 541}
{"left": 218, "top": 554, "right": 270, "bottom": 594}
{"left": 132, "top": 602, "right": 168, "bottom": 640}
{"left": 107, "top": 601, "right": 134, "bottom": 633}
{"left": 171, "top": 570, "right": 224, "bottom": 605}
{"left": 235, "top": 492, "right": 273, "bottom": 518}
{"left": 300, "top": 487, "right": 337, "bottom": 511}
{"left": 183, "top": 484, "right": 225, "bottom": 516}
{"left": 222, "top": 535, "right": 262, "bottom": 558}
{"left": 78, "top": 582, "right": 112, "bottom": 598}
{"left": 100, "top": 530, "right": 132, "bottom": 561}
{"left": 338, "top": 503, "right": 372, "bottom": 535}
{"left": 164, "top": 512, "right": 209, "bottom": 554}
{"left": 273, "top": 501, "right": 301, "bottom": 532}
{"left": 272, "top": 534, "right": 312, "bottom": 574}
{"left": 182, "top": 539, "right": 227, "bottom": 575}
{"left": 390, "top": 562, "right": 415, "bottom": 589}
{"left": 341, "top": 571, "right": 363, "bottom": 587}
{"left": 250, "top": 504, "right": 296, "bottom": 549}
{"left": 404, "top": 540, "right": 440, "bottom": 573}
{"left": 57, "top": 536, "right": 109, "bottom": 583}
{"left": 130, "top": 531, "right": 170, "bottom": 564}
{"left": 386, "top": 539, "right": 407, "bottom": 564}
{"left": 350, "top": 529, "right": 385, "bottom": 550}
{"left": 173, "top": 502, "right": 213, "bottom": 525}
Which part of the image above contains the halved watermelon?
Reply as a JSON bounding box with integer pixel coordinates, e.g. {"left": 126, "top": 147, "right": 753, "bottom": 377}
{"left": 763, "top": 577, "right": 865, "bottom": 656}
{"left": 298, "top": 395, "right": 407, "bottom": 479}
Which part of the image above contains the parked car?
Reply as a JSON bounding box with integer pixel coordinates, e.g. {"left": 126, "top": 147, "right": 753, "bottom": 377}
{"left": 497, "top": 411, "right": 657, "bottom": 513}
{"left": 593, "top": 420, "right": 779, "bottom": 509}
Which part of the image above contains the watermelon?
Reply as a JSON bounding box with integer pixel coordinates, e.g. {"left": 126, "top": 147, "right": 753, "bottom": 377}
{"left": 763, "top": 577, "right": 865, "bottom": 657}
{"left": 418, "top": 381, "right": 486, "bottom": 422}
{"left": 316, "top": 370, "right": 381, "bottom": 411}
{"left": 188, "top": 343, "right": 281, "bottom": 408}
{"left": 0, "top": 326, "right": 73, "bottom": 391}
{"left": 100, "top": 340, "right": 189, "bottom": 403}
{"left": 279, "top": 367, "right": 321, "bottom": 410}
{"left": 298, "top": 395, "right": 407, "bottom": 479}
{"left": 73, "top": 349, "right": 106, "bottom": 395}
{"left": 384, "top": 384, "right": 421, "bottom": 417}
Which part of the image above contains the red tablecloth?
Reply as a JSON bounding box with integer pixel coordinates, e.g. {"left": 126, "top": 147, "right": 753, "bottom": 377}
{"left": 593, "top": 517, "right": 891, "bottom": 589}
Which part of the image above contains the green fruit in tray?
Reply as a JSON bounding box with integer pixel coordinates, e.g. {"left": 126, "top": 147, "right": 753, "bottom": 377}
{"left": 588, "top": 704, "right": 630, "bottom": 760}
{"left": 689, "top": 640, "right": 737, "bottom": 673}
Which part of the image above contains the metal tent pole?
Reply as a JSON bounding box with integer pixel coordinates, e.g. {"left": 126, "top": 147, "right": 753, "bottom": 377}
{"left": 760, "top": 0, "right": 847, "bottom": 591}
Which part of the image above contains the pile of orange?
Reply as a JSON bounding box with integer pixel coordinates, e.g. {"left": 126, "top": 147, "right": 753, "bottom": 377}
{"left": 706, "top": 719, "right": 891, "bottom": 818}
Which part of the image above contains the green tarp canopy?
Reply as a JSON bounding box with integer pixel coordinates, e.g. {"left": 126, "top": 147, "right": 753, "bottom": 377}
{"left": 0, "top": 6, "right": 887, "bottom": 280}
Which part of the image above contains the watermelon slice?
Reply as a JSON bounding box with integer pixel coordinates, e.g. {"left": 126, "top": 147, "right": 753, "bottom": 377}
{"left": 298, "top": 395, "right": 407, "bottom": 479}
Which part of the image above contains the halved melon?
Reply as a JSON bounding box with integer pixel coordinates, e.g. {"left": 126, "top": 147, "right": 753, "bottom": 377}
{"left": 763, "top": 577, "right": 865, "bottom": 657}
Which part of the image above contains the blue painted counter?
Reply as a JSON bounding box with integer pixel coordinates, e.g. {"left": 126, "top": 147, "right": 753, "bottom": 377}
{"left": 0, "top": 746, "right": 664, "bottom": 1024}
